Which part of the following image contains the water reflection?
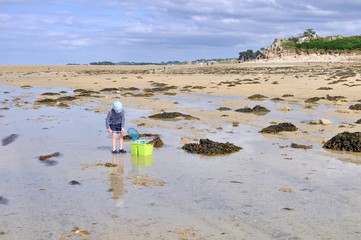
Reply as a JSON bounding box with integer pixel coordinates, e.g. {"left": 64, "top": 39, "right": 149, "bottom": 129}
{"left": 108, "top": 153, "right": 125, "bottom": 207}
{"left": 130, "top": 155, "right": 154, "bottom": 174}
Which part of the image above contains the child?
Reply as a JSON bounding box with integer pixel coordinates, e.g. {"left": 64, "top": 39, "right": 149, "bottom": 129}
{"left": 105, "top": 101, "right": 126, "bottom": 154}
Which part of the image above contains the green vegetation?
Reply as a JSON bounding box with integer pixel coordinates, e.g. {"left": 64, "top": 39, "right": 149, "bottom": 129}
{"left": 282, "top": 29, "right": 361, "bottom": 51}
{"left": 89, "top": 61, "right": 115, "bottom": 65}
{"left": 282, "top": 41, "right": 297, "bottom": 49}
{"left": 297, "top": 36, "right": 361, "bottom": 51}
{"left": 238, "top": 49, "right": 261, "bottom": 61}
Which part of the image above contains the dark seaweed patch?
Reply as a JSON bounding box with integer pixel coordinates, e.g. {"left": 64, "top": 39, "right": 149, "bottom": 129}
{"left": 148, "top": 136, "right": 164, "bottom": 148}
{"left": 2, "top": 134, "right": 19, "bottom": 146}
{"left": 182, "top": 138, "right": 242, "bottom": 155}
{"left": 290, "top": 143, "right": 312, "bottom": 149}
{"left": 248, "top": 94, "right": 268, "bottom": 100}
{"left": 35, "top": 98, "right": 57, "bottom": 104}
{"left": 326, "top": 94, "right": 347, "bottom": 101}
{"left": 149, "top": 112, "right": 198, "bottom": 120}
{"left": 39, "top": 152, "right": 60, "bottom": 161}
{"left": 100, "top": 88, "right": 119, "bottom": 92}
{"left": 317, "top": 87, "right": 333, "bottom": 90}
{"left": 323, "top": 132, "right": 361, "bottom": 152}
{"left": 260, "top": 123, "right": 298, "bottom": 134}
{"left": 305, "top": 97, "right": 324, "bottom": 103}
{"left": 69, "top": 180, "right": 81, "bottom": 185}
{"left": 0, "top": 196, "right": 9, "bottom": 205}
{"left": 56, "top": 96, "right": 77, "bottom": 102}
{"left": 235, "top": 105, "right": 270, "bottom": 114}
{"left": 41, "top": 92, "right": 61, "bottom": 96}
{"left": 349, "top": 104, "right": 361, "bottom": 110}
{"left": 270, "top": 97, "right": 284, "bottom": 101}
{"left": 217, "top": 107, "right": 232, "bottom": 111}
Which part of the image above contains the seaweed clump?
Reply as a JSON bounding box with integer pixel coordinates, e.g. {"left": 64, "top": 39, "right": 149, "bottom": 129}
{"left": 57, "top": 96, "right": 77, "bottom": 102}
{"left": 149, "top": 112, "right": 198, "bottom": 120}
{"left": 182, "top": 138, "right": 242, "bottom": 155}
{"left": 235, "top": 105, "right": 270, "bottom": 114}
{"left": 323, "top": 131, "right": 361, "bottom": 152}
{"left": 2, "top": 134, "right": 19, "bottom": 146}
{"left": 326, "top": 94, "right": 347, "bottom": 101}
{"left": 290, "top": 143, "right": 312, "bottom": 150}
{"left": 39, "top": 152, "right": 60, "bottom": 160}
{"left": 305, "top": 97, "right": 324, "bottom": 103}
{"left": 248, "top": 94, "right": 268, "bottom": 100}
{"left": 148, "top": 136, "right": 164, "bottom": 148}
{"left": 35, "top": 98, "right": 57, "bottom": 104}
{"left": 349, "top": 104, "right": 361, "bottom": 110}
{"left": 260, "top": 123, "right": 298, "bottom": 134}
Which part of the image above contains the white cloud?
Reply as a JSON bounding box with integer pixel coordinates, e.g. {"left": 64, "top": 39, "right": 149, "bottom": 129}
{"left": 1, "top": 0, "right": 361, "bottom": 64}
{"left": 59, "top": 38, "right": 93, "bottom": 47}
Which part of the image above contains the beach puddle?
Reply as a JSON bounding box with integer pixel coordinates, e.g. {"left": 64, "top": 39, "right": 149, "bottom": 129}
{"left": 1, "top": 85, "right": 361, "bottom": 239}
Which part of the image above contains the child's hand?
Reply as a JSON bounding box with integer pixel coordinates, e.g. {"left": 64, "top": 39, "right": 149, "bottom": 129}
{"left": 107, "top": 128, "right": 113, "bottom": 133}
{"left": 121, "top": 128, "right": 125, "bottom": 134}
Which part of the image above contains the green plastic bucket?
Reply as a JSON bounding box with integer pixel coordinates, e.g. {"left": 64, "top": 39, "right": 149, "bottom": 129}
{"left": 130, "top": 142, "right": 153, "bottom": 156}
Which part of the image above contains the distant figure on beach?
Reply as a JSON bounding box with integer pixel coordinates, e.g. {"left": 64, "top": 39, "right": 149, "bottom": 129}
{"left": 105, "top": 101, "right": 126, "bottom": 154}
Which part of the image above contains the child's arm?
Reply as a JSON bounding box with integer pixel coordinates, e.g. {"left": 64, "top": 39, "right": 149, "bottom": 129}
{"left": 105, "top": 111, "right": 112, "bottom": 132}
{"left": 121, "top": 110, "right": 125, "bottom": 133}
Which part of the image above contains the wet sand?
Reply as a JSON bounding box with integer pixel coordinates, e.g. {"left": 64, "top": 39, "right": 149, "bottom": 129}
{"left": 1, "top": 62, "right": 361, "bottom": 239}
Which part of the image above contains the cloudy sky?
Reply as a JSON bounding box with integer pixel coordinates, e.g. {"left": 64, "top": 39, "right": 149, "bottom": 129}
{"left": 1, "top": 0, "right": 361, "bottom": 64}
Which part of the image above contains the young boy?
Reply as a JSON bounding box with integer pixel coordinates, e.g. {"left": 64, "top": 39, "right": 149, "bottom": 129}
{"left": 105, "top": 101, "right": 126, "bottom": 154}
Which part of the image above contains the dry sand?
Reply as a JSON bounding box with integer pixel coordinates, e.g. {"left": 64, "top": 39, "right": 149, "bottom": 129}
{"left": 1, "top": 61, "right": 361, "bottom": 239}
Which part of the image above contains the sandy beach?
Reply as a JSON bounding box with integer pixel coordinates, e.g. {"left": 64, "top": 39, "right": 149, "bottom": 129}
{"left": 1, "top": 61, "right": 361, "bottom": 239}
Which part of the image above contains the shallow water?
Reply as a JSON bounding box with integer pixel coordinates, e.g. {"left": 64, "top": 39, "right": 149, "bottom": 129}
{"left": 155, "top": 93, "right": 350, "bottom": 126}
{"left": 1, "top": 85, "right": 361, "bottom": 239}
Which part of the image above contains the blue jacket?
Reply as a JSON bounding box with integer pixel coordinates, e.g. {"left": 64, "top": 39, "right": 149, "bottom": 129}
{"left": 105, "top": 109, "right": 125, "bottom": 129}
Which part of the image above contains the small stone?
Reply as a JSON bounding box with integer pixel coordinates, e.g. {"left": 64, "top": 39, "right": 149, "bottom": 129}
{"left": 316, "top": 118, "right": 332, "bottom": 125}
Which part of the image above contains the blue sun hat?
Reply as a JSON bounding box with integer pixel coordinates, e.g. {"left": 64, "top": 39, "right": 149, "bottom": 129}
{"left": 112, "top": 101, "right": 123, "bottom": 113}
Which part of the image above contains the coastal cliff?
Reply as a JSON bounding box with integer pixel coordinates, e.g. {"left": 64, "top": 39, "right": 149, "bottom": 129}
{"left": 258, "top": 29, "right": 361, "bottom": 60}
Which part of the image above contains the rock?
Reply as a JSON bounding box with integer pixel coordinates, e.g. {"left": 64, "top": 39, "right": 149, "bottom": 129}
{"left": 260, "top": 123, "right": 298, "bottom": 134}
{"left": 182, "top": 138, "right": 242, "bottom": 155}
{"left": 316, "top": 118, "right": 332, "bottom": 125}
{"left": 323, "top": 131, "right": 361, "bottom": 152}
{"left": 356, "top": 119, "right": 361, "bottom": 124}
{"left": 278, "top": 105, "right": 291, "bottom": 111}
